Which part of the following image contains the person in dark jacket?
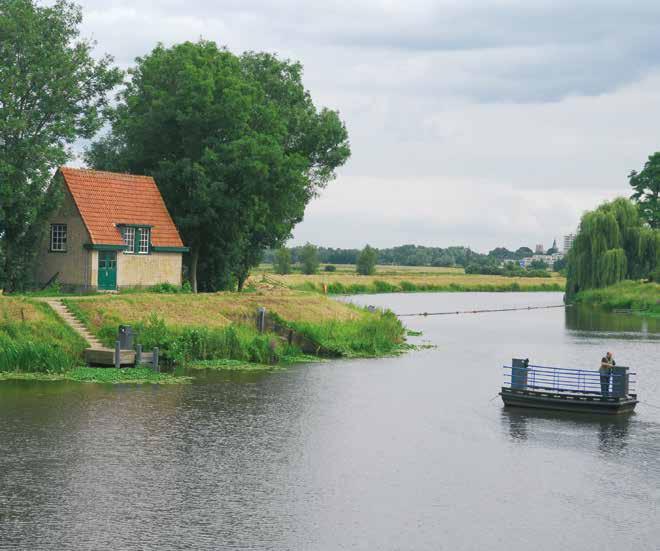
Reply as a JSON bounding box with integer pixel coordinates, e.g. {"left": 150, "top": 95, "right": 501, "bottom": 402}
{"left": 600, "top": 352, "right": 616, "bottom": 396}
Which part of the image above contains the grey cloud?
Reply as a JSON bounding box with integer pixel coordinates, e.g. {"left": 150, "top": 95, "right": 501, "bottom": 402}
{"left": 68, "top": 0, "right": 660, "bottom": 251}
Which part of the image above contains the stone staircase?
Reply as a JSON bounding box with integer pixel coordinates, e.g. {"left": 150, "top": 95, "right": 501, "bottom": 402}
{"left": 44, "top": 299, "right": 104, "bottom": 350}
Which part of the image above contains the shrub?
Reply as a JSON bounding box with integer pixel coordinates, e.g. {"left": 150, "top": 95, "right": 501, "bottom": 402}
{"left": 148, "top": 283, "right": 185, "bottom": 293}
{"left": 324, "top": 264, "right": 337, "bottom": 272}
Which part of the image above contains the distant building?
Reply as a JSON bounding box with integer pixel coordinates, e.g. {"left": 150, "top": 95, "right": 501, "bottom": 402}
{"left": 535, "top": 244, "right": 544, "bottom": 254}
{"left": 563, "top": 234, "right": 576, "bottom": 252}
{"left": 519, "top": 252, "right": 564, "bottom": 269}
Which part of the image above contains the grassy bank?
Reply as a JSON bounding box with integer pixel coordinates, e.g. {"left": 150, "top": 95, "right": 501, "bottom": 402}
{"left": 574, "top": 281, "right": 660, "bottom": 316}
{"left": 0, "top": 296, "right": 188, "bottom": 383}
{"left": 0, "top": 297, "right": 86, "bottom": 374}
{"left": 1, "top": 290, "right": 406, "bottom": 381}
{"left": 62, "top": 289, "right": 407, "bottom": 365}
{"left": 252, "top": 265, "right": 565, "bottom": 294}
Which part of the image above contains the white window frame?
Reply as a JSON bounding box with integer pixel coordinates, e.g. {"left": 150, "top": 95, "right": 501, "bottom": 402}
{"left": 122, "top": 226, "right": 135, "bottom": 254}
{"left": 50, "top": 224, "right": 67, "bottom": 252}
{"left": 138, "top": 227, "right": 150, "bottom": 254}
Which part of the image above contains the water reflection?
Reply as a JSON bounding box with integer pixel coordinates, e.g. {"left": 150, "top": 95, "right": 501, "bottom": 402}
{"left": 565, "top": 305, "right": 659, "bottom": 338}
{"left": 501, "top": 408, "right": 633, "bottom": 457}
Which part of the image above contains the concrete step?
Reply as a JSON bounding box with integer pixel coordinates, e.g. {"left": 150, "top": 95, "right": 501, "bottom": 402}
{"left": 43, "top": 299, "right": 101, "bottom": 350}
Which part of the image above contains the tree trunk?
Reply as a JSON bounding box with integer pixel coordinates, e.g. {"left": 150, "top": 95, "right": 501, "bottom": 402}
{"left": 236, "top": 263, "right": 251, "bottom": 292}
{"left": 189, "top": 246, "right": 200, "bottom": 293}
{"left": 237, "top": 271, "right": 247, "bottom": 292}
{"left": 3, "top": 239, "right": 16, "bottom": 293}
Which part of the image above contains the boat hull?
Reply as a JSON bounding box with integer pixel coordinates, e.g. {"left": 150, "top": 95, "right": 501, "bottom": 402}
{"left": 500, "top": 387, "right": 638, "bottom": 415}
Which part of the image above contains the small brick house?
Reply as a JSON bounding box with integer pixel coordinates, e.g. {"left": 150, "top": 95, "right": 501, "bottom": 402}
{"left": 35, "top": 167, "right": 188, "bottom": 291}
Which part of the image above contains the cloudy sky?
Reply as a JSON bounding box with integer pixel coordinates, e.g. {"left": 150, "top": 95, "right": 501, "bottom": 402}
{"left": 73, "top": 0, "right": 660, "bottom": 252}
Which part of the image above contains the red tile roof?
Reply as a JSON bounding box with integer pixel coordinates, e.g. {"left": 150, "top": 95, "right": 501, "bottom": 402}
{"left": 59, "top": 167, "right": 184, "bottom": 248}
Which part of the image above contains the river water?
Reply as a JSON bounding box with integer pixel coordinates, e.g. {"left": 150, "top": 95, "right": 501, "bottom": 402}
{"left": 0, "top": 292, "right": 658, "bottom": 550}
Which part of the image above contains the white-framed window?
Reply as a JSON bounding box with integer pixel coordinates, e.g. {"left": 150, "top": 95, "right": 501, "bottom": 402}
{"left": 122, "top": 226, "right": 135, "bottom": 254}
{"left": 50, "top": 224, "right": 67, "bottom": 252}
{"left": 138, "top": 228, "right": 150, "bottom": 254}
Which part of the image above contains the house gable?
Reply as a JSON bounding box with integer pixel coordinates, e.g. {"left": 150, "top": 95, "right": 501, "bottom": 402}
{"left": 58, "top": 167, "right": 185, "bottom": 250}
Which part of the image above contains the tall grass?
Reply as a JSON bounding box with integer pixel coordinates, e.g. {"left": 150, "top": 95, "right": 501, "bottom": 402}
{"left": 97, "top": 314, "right": 292, "bottom": 365}
{"left": 0, "top": 301, "right": 86, "bottom": 373}
{"left": 289, "top": 310, "right": 406, "bottom": 357}
{"left": 293, "top": 280, "right": 564, "bottom": 295}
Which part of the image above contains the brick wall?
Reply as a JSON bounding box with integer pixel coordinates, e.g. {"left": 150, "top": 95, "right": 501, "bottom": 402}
{"left": 117, "top": 252, "right": 182, "bottom": 288}
{"left": 35, "top": 188, "right": 93, "bottom": 289}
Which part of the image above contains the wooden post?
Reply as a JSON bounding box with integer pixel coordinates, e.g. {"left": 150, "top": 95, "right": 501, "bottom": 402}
{"left": 256, "top": 307, "right": 266, "bottom": 333}
{"left": 152, "top": 347, "right": 159, "bottom": 373}
{"left": 114, "top": 340, "right": 121, "bottom": 369}
{"left": 136, "top": 344, "right": 142, "bottom": 367}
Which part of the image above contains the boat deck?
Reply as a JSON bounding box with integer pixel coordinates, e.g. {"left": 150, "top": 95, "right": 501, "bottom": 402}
{"left": 500, "top": 361, "right": 638, "bottom": 415}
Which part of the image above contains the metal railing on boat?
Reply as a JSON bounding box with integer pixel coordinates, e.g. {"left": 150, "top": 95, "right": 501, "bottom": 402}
{"left": 502, "top": 362, "right": 636, "bottom": 397}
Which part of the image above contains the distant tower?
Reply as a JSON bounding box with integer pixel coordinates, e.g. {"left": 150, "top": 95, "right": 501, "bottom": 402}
{"left": 563, "top": 234, "right": 576, "bottom": 252}
{"left": 535, "top": 243, "right": 544, "bottom": 254}
{"left": 552, "top": 238, "right": 557, "bottom": 251}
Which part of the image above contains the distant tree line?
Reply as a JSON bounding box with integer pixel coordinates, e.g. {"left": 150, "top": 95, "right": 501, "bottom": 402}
{"left": 265, "top": 244, "right": 544, "bottom": 271}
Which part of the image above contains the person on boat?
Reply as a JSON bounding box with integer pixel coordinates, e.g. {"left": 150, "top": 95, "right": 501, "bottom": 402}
{"left": 600, "top": 352, "right": 616, "bottom": 396}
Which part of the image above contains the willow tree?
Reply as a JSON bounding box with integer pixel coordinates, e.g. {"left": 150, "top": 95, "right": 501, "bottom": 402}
{"left": 566, "top": 198, "right": 660, "bottom": 297}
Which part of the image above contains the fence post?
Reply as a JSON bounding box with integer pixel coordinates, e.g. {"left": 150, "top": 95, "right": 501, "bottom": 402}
{"left": 114, "top": 340, "right": 121, "bottom": 369}
{"left": 136, "top": 344, "right": 142, "bottom": 367}
{"left": 152, "top": 347, "right": 159, "bottom": 373}
{"left": 256, "top": 307, "right": 266, "bottom": 333}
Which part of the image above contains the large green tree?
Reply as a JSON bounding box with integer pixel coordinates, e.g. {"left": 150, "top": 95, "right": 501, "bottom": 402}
{"left": 299, "top": 243, "right": 319, "bottom": 275}
{"left": 0, "top": 0, "right": 121, "bottom": 290}
{"left": 629, "top": 152, "right": 660, "bottom": 229}
{"left": 356, "top": 244, "right": 378, "bottom": 275}
{"left": 566, "top": 198, "right": 660, "bottom": 297}
{"left": 87, "top": 41, "right": 350, "bottom": 292}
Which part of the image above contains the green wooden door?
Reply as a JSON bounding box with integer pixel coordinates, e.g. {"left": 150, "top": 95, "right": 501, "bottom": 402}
{"left": 98, "top": 251, "right": 117, "bottom": 290}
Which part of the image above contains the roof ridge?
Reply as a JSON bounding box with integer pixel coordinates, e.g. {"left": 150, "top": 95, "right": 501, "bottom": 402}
{"left": 60, "top": 166, "right": 154, "bottom": 181}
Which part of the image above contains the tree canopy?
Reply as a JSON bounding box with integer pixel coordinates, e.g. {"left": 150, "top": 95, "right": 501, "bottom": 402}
{"left": 0, "top": 0, "right": 121, "bottom": 290}
{"left": 356, "top": 245, "right": 378, "bottom": 275}
{"left": 273, "top": 247, "right": 292, "bottom": 275}
{"left": 566, "top": 198, "right": 660, "bottom": 297}
{"left": 87, "top": 41, "right": 350, "bottom": 291}
{"left": 299, "top": 243, "right": 320, "bottom": 275}
{"left": 629, "top": 152, "right": 660, "bottom": 229}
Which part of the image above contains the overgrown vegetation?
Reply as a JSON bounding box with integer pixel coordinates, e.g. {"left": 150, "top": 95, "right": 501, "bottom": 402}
{"left": 574, "top": 281, "right": 660, "bottom": 317}
{"left": 288, "top": 310, "right": 406, "bottom": 357}
{"left": 0, "top": 367, "right": 186, "bottom": 384}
